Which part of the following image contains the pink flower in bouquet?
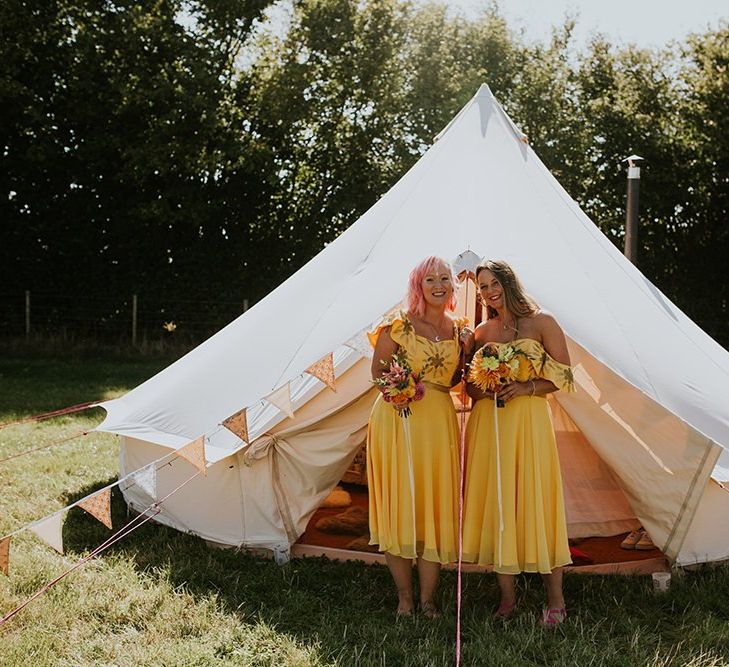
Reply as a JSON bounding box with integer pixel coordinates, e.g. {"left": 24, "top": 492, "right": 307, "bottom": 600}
{"left": 414, "top": 382, "right": 425, "bottom": 401}
{"left": 373, "top": 352, "right": 426, "bottom": 418}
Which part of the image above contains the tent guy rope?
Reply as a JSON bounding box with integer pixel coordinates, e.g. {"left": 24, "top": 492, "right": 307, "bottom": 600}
{"left": 0, "top": 400, "right": 100, "bottom": 430}
{"left": 0, "top": 466, "right": 205, "bottom": 627}
{"left": 0, "top": 447, "right": 189, "bottom": 543}
{"left": 455, "top": 273, "right": 471, "bottom": 667}
{"left": 0, "top": 430, "right": 88, "bottom": 465}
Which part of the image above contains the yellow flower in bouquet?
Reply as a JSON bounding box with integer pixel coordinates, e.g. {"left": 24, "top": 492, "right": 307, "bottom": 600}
{"left": 468, "top": 343, "right": 521, "bottom": 395}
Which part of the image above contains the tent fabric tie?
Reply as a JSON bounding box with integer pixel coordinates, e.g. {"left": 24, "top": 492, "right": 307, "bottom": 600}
{"left": 242, "top": 433, "right": 280, "bottom": 466}
{"left": 264, "top": 435, "right": 299, "bottom": 546}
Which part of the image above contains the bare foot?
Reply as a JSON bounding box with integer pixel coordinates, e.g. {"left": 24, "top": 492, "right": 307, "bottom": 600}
{"left": 396, "top": 603, "right": 414, "bottom": 618}
{"left": 420, "top": 600, "right": 441, "bottom": 619}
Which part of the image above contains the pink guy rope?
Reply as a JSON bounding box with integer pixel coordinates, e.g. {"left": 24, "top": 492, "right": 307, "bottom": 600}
{"left": 0, "top": 401, "right": 100, "bottom": 430}
{"left": 0, "top": 466, "right": 204, "bottom": 627}
{"left": 455, "top": 273, "right": 471, "bottom": 667}
{"left": 0, "top": 431, "right": 88, "bottom": 465}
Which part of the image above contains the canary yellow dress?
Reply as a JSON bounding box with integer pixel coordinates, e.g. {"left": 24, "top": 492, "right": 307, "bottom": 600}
{"left": 462, "top": 338, "right": 575, "bottom": 573}
{"left": 367, "top": 311, "right": 465, "bottom": 563}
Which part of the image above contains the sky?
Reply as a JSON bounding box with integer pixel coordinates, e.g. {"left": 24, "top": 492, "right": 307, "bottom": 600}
{"left": 444, "top": 0, "right": 727, "bottom": 48}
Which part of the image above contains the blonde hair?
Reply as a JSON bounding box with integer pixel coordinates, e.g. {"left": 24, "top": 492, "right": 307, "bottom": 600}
{"left": 476, "top": 259, "right": 539, "bottom": 320}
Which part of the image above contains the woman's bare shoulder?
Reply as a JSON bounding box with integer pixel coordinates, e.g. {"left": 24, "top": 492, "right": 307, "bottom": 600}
{"left": 531, "top": 310, "right": 563, "bottom": 333}
{"left": 474, "top": 319, "right": 499, "bottom": 342}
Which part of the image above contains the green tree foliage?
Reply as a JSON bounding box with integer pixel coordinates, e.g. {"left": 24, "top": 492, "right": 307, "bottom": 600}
{"left": 244, "top": 0, "right": 415, "bottom": 278}
{"left": 672, "top": 28, "right": 729, "bottom": 341}
{"left": 1, "top": 1, "right": 726, "bottom": 344}
{"left": 1, "top": 0, "right": 271, "bottom": 334}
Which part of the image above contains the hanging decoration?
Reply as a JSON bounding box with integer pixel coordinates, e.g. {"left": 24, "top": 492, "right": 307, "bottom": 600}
{"left": 265, "top": 384, "right": 295, "bottom": 419}
{"left": 176, "top": 436, "right": 207, "bottom": 476}
{"left": 344, "top": 329, "right": 374, "bottom": 359}
{"left": 0, "top": 536, "right": 10, "bottom": 575}
{"left": 304, "top": 353, "right": 337, "bottom": 392}
{"left": 29, "top": 513, "right": 65, "bottom": 554}
{"left": 223, "top": 407, "right": 249, "bottom": 443}
{"left": 78, "top": 488, "right": 113, "bottom": 530}
{"left": 124, "top": 463, "right": 158, "bottom": 501}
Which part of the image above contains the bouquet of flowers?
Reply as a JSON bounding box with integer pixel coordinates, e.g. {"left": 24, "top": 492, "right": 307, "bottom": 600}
{"left": 468, "top": 343, "right": 522, "bottom": 407}
{"left": 373, "top": 352, "right": 425, "bottom": 418}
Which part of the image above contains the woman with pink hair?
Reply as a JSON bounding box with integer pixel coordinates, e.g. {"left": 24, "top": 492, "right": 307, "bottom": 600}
{"left": 367, "top": 256, "right": 474, "bottom": 618}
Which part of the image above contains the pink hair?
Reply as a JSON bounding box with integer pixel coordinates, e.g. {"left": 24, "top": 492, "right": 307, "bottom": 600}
{"left": 406, "top": 256, "right": 458, "bottom": 318}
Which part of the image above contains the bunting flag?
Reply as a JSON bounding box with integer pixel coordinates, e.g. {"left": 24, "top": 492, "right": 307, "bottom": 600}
{"left": 125, "top": 462, "right": 157, "bottom": 500}
{"left": 0, "top": 536, "right": 9, "bottom": 575}
{"left": 265, "top": 384, "right": 295, "bottom": 419}
{"left": 176, "top": 435, "right": 207, "bottom": 476}
{"left": 78, "top": 488, "right": 113, "bottom": 530}
{"left": 305, "top": 353, "right": 337, "bottom": 392}
{"left": 29, "top": 513, "right": 65, "bottom": 554}
{"left": 223, "top": 407, "right": 249, "bottom": 443}
{"left": 344, "top": 330, "right": 374, "bottom": 359}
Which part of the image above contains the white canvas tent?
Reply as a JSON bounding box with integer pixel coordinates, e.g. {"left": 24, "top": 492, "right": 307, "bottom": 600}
{"left": 97, "top": 84, "right": 729, "bottom": 568}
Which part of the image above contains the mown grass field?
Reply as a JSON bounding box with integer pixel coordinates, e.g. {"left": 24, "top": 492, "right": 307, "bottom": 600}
{"left": 1, "top": 354, "right": 728, "bottom": 666}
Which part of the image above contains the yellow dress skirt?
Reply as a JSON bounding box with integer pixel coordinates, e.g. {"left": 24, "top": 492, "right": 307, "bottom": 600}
{"left": 462, "top": 338, "right": 575, "bottom": 574}
{"left": 367, "top": 312, "right": 465, "bottom": 564}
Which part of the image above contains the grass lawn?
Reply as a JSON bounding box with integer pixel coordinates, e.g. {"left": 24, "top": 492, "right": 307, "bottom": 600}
{"left": 1, "top": 354, "right": 728, "bottom": 666}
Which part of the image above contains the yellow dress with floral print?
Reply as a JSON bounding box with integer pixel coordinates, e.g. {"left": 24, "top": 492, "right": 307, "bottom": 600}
{"left": 367, "top": 311, "right": 466, "bottom": 564}
{"left": 462, "top": 338, "right": 575, "bottom": 573}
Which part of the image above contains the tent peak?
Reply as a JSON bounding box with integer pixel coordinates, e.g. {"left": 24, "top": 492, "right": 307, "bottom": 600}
{"left": 475, "top": 83, "right": 493, "bottom": 99}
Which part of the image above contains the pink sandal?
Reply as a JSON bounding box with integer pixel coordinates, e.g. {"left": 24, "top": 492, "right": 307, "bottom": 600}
{"left": 539, "top": 608, "right": 567, "bottom": 627}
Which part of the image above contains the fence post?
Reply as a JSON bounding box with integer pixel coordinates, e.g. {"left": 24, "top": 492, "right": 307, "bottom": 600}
{"left": 25, "top": 290, "right": 30, "bottom": 340}
{"left": 132, "top": 294, "right": 138, "bottom": 346}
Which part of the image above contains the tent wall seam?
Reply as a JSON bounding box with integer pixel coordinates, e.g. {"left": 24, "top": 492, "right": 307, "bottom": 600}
{"left": 662, "top": 438, "right": 721, "bottom": 561}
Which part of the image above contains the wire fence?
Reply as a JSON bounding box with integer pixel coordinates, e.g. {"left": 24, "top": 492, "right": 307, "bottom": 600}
{"left": 0, "top": 290, "right": 253, "bottom": 347}
{"left": 0, "top": 289, "right": 726, "bottom": 351}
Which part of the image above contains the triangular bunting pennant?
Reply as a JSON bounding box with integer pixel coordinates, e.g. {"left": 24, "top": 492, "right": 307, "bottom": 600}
{"left": 177, "top": 435, "right": 207, "bottom": 476}
{"left": 265, "top": 384, "right": 294, "bottom": 419}
{"left": 0, "top": 536, "right": 9, "bottom": 575}
{"left": 78, "top": 488, "right": 113, "bottom": 529}
{"left": 126, "top": 463, "right": 157, "bottom": 500}
{"left": 305, "top": 353, "right": 337, "bottom": 392}
{"left": 344, "top": 330, "right": 374, "bottom": 359}
{"left": 223, "top": 407, "right": 249, "bottom": 443}
{"left": 30, "top": 512, "right": 65, "bottom": 554}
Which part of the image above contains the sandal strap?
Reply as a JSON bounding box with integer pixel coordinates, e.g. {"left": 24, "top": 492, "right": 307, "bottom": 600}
{"left": 540, "top": 608, "right": 568, "bottom": 626}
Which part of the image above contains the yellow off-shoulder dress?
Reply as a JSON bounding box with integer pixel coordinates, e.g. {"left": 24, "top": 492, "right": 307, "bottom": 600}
{"left": 367, "top": 312, "right": 466, "bottom": 563}
{"left": 462, "top": 338, "right": 576, "bottom": 574}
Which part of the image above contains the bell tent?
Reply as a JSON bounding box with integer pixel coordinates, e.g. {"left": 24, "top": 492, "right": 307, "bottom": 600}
{"left": 97, "top": 85, "right": 729, "bottom": 569}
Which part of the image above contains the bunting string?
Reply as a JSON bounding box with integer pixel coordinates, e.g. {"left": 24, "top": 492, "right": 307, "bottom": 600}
{"left": 0, "top": 506, "right": 162, "bottom": 627}
{"left": 0, "top": 443, "right": 195, "bottom": 543}
{"left": 0, "top": 466, "right": 204, "bottom": 627}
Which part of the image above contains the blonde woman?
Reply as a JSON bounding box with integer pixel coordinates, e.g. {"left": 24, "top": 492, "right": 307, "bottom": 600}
{"left": 462, "top": 260, "right": 575, "bottom": 626}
